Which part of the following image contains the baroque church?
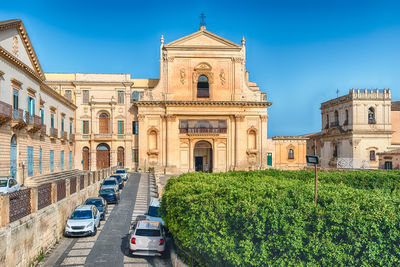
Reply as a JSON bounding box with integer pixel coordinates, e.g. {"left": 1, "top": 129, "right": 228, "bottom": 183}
{"left": 46, "top": 25, "right": 274, "bottom": 174}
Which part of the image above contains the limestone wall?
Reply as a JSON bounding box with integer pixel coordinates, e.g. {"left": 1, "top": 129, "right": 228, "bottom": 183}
{"left": 0, "top": 167, "right": 115, "bottom": 267}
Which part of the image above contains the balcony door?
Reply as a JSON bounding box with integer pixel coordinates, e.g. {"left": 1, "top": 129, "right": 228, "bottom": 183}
{"left": 99, "top": 113, "right": 109, "bottom": 134}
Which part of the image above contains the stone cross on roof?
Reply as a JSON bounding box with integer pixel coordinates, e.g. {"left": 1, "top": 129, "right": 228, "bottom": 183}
{"left": 200, "top": 13, "right": 206, "bottom": 30}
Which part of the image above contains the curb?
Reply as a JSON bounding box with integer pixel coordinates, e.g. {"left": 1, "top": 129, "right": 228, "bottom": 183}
{"left": 170, "top": 244, "right": 188, "bottom": 267}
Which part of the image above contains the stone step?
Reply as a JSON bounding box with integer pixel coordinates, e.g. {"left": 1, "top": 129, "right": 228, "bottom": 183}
{"left": 25, "top": 169, "right": 83, "bottom": 187}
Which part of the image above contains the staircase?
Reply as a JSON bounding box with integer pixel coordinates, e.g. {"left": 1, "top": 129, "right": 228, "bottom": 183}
{"left": 24, "top": 169, "right": 84, "bottom": 187}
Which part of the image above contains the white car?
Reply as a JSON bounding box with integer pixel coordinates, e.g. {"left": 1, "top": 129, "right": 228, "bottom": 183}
{"left": 0, "top": 177, "right": 20, "bottom": 194}
{"left": 64, "top": 205, "right": 101, "bottom": 237}
{"left": 101, "top": 178, "right": 119, "bottom": 192}
{"left": 129, "top": 220, "right": 166, "bottom": 256}
{"left": 146, "top": 198, "right": 164, "bottom": 226}
{"left": 115, "top": 169, "right": 128, "bottom": 181}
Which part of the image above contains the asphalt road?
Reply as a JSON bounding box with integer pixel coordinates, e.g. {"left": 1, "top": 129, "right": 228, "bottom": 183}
{"left": 41, "top": 173, "right": 172, "bottom": 267}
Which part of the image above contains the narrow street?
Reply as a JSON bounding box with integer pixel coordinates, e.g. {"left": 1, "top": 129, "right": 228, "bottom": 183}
{"left": 41, "top": 173, "right": 172, "bottom": 267}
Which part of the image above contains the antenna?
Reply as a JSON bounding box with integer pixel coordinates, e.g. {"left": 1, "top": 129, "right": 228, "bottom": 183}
{"left": 336, "top": 88, "right": 339, "bottom": 98}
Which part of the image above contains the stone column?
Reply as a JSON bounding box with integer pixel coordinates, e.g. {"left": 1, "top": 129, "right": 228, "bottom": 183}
{"left": 189, "top": 139, "right": 194, "bottom": 172}
{"left": 234, "top": 115, "right": 244, "bottom": 169}
{"left": 137, "top": 114, "right": 146, "bottom": 171}
{"left": 165, "top": 115, "right": 176, "bottom": 173}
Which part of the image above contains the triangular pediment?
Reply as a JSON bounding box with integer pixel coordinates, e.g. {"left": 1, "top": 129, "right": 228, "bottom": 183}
{"left": 165, "top": 28, "right": 241, "bottom": 48}
{"left": 0, "top": 19, "right": 45, "bottom": 79}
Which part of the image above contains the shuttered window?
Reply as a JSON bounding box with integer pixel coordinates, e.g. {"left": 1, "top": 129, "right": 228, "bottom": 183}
{"left": 118, "top": 90, "right": 124, "bottom": 104}
{"left": 133, "top": 148, "right": 138, "bottom": 163}
{"left": 82, "top": 90, "right": 89, "bottom": 104}
{"left": 83, "top": 120, "right": 89, "bottom": 134}
{"left": 118, "top": 120, "right": 124, "bottom": 134}
{"left": 132, "top": 121, "right": 138, "bottom": 134}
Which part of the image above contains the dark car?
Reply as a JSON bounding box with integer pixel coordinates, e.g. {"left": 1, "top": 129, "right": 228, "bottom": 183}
{"left": 99, "top": 188, "right": 120, "bottom": 204}
{"left": 109, "top": 174, "right": 124, "bottom": 189}
{"left": 84, "top": 197, "right": 108, "bottom": 220}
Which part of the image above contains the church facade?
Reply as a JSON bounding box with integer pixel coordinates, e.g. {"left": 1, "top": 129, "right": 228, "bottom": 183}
{"left": 46, "top": 26, "right": 272, "bottom": 174}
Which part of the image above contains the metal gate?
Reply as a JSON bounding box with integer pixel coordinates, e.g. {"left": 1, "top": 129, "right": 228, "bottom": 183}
{"left": 27, "top": 146, "right": 33, "bottom": 176}
{"left": 10, "top": 135, "right": 17, "bottom": 179}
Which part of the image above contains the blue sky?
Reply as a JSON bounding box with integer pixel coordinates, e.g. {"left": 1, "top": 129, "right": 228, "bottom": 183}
{"left": 1, "top": 0, "right": 400, "bottom": 137}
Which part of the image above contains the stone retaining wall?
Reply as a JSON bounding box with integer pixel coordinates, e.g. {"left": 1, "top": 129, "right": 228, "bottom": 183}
{"left": 0, "top": 167, "right": 115, "bottom": 267}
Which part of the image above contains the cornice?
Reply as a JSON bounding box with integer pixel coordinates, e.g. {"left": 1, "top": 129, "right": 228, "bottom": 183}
{"left": 45, "top": 81, "right": 134, "bottom": 87}
{"left": 134, "top": 100, "right": 272, "bottom": 107}
{"left": 40, "top": 84, "right": 77, "bottom": 110}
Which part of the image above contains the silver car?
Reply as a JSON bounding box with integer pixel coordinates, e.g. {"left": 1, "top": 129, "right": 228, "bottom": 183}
{"left": 115, "top": 169, "right": 128, "bottom": 181}
{"left": 129, "top": 220, "right": 166, "bottom": 256}
{"left": 64, "top": 205, "right": 101, "bottom": 237}
{"left": 0, "top": 177, "right": 20, "bottom": 194}
{"left": 101, "top": 178, "right": 119, "bottom": 192}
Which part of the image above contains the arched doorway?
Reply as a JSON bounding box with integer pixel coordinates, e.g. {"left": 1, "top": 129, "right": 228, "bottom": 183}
{"left": 82, "top": 147, "right": 90, "bottom": 170}
{"left": 96, "top": 143, "right": 110, "bottom": 170}
{"left": 117, "top": 147, "right": 125, "bottom": 168}
{"left": 99, "top": 113, "right": 109, "bottom": 134}
{"left": 194, "top": 141, "right": 212, "bottom": 172}
{"left": 10, "top": 135, "right": 17, "bottom": 179}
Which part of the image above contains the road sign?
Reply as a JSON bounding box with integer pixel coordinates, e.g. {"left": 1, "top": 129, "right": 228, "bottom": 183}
{"left": 306, "top": 155, "right": 319, "bottom": 165}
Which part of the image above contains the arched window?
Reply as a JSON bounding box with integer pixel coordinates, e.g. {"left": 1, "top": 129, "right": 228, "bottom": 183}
{"left": 344, "top": 110, "right": 349, "bottom": 125}
{"left": 334, "top": 110, "right": 339, "bottom": 125}
{"left": 370, "top": 150, "right": 376, "bottom": 161}
{"left": 197, "top": 75, "right": 209, "bottom": 98}
{"left": 131, "top": 91, "right": 139, "bottom": 102}
{"left": 99, "top": 113, "right": 109, "bottom": 134}
{"left": 288, "top": 149, "right": 294, "bottom": 159}
{"left": 248, "top": 130, "right": 256, "bottom": 150}
{"left": 149, "top": 130, "right": 157, "bottom": 150}
{"left": 368, "top": 107, "right": 376, "bottom": 124}
{"left": 326, "top": 114, "right": 330, "bottom": 129}
{"left": 333, "top": 145, "right": 338, "bottom": 158}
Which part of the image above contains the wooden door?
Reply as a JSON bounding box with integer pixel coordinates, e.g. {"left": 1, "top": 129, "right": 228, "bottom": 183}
{"left": 96, "top": 150, "right": 110, "bottom": 170}
{"left": 99, "top": 113, "right": 109, "bottom": 134}
{"left": 117, "top": 147, "right": 124, "bottom": 168}
{"left": 82, "top": 147, "right": 89, "bottom": 170}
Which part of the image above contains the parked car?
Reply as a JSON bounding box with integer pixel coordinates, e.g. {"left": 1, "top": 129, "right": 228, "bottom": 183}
{"left": 101, "top": 178, "right": 119, "bottom": 192}
{"left": 0, "top": 177, "right": 20, "bottom": 194}
{"left": 129, "top": 220, "right": 166, "bottom": 256}
{"left": 146, "top": 198, "right": 164, "bottom": 226}
{"left": 99, "top": 188, "right": 120, "bottom": 204}
{"left": 64, "top": 205, "right": 100, "bottom": 237}
{"left": 115, "top": 169, "right": 128, "bottom": 181}
{"left": 84, "top": 197, "right": 108, "bottom": 220}
{"left": 109, "top": 174, "right": 124, "bottom": 189}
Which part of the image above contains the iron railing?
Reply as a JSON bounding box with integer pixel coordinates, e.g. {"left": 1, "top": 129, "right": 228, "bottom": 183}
{"left": 69, "top": 133, "right": 75, "bottom": 142}
{"left": 40, "top": 124, "right": 46, "bottom": 136}
{"left": 38, "top": 183, "right": 52, "bottom": 210}
{"left": 61, "top": 131, "right": 68, "bottom": 140}
{"left": 80, "top": 175, "right": 85, "bottom": 190}
{"left": 70, "top": 177, "right": 77, "bottom": 195}
{"left": 9, "top": 188, "right": 31, "bottom": 223}
{"left": 50, "top": 128, "right": 58, "bottom": 138}
{"left": 57, "top": 180, "right": 66, "bottom": 201}
{"left": 180, "top": 128, "right": 227, "bottom": 134}
{"left": 0, "top": 101, "right": 12, "bottom": 121}
{"left": 368, "top": 118, "right": 376, "bottom": 124}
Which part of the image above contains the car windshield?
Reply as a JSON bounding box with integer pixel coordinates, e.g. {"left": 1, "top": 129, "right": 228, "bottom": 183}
{"left": 116, "top": 170, "right": 126, "bottom": 174}
{"left": 0, "top": 180, "right": 7, "bottom": 187}
{"left": 148, "top": 206, "right": 161, "bottom": 217}
{"left": 103, "top": 180, "right": 116, "bottom": 186}
{"left": 85, "top": 199, "right": 103, "bottom": 207}
{"left": 69, "top": 210, "right": 92, "bottom": 219}
{"left": 110, "top": 176, "right": 121, "bottom": 182}
{"left": 135, "top": 229, "right": 161, "bottom": 237}
{"left": 100, "top": 189, "right": 115, "bottom": 194}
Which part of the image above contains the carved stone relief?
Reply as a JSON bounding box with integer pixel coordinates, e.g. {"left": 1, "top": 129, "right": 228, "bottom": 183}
{"left": 219, "top": 69, "right": 225, "bottom": 86}
{"left": 12, "top": 36, "right": 18, "bottom": 56}
{"left": 180, "top": 68, "right": 185, "bottom": 85}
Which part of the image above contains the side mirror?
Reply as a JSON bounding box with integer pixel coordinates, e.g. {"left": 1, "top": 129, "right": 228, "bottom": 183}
{"left": 94, "top": 215, "right": 97, "bottom": 219}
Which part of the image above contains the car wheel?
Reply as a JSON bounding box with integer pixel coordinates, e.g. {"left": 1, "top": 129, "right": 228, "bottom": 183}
{"left": 92, "top": 226, "right": 97, "bottom": 236}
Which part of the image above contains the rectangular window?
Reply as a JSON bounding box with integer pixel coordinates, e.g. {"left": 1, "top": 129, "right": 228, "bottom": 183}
{"left": 131, "top": 91, "right": 139, "bottom": 103}
{"left": 370, "top": 150, "right": 376, "bottom": 161}
{"left": 27, "top": 146, "right": 34, "bottom": 176}
{"left": 51, "top": 114, "right": 55, "bottom": 128}
{"left": 132, "top": 121, "right": 138, "bottom": 134}
{"left": 69, "top": 151, "right": 72, "bottom": 169}
{"left": 82, "top": 90, "right": 89, "bottom": 104}
{"left": 118, "top": 90, "right": 124, "bottom": 104}
{"left": 60, "top": 150, "right": 64, "bottom": 170}
{"left": 83, "top": 120, "right": 89, "bottom": 134}
{"left": 70, "top": 121, "right": 73, "bottom": 134}
{"left": 28, "top": 96, "right": 35, "bottom": 115}
{"left": 65, "top": 90, "right": 72, "bottom": 102}
{"left": 61, "top": 118, "right": 65, "bottom": 132}
{"left": 133, "top": 148, "right": 138, "bottom": 163}
{"left": 40, "top": 108, "right": 44, "bottom": 124}
{"left": 118, "top": 120, "right": 124, "bottom": 134}
{"left": 50, "top": 150, "right": 54, "bottom": 172}
{"left": 39, "top": 148, "right": 42, "bottom": 174}
{"left": 13, "top": 89, "right": 19, "bottom": 109}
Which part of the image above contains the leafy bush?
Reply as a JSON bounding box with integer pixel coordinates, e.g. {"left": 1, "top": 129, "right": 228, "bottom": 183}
{"left": 161, "top": 170, "right": 400, "bottom": 266}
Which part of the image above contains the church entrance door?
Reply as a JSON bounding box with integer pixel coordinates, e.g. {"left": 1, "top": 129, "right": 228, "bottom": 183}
{"left": 193, "top": 141, "right": 212, "bottom": 172}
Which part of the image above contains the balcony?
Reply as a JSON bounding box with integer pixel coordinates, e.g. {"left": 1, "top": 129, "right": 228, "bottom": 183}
{"left": 27, "top": 114, "right": 41, "bottom": 133}
{"left": 60, "top": 131, "right": 68, "bottom": 141}
{"left": 330, "top": 121, "right": 339, "bottom": 128}
{"left": 40, "top": 124, "right": 46, "bottom": 137}
{"left": 11, "top": 109, "right": 28, "bottom": 129}
{"left": 343, "top": 120, "right": 349, "bottom": 126}
{"left": 368, "top": 118, "right": 376, "bottom": 124}
{"left": 180, "top": 128, "right": 227, "bottom": 135}
{"left": 50, "top": 128, "right": 58, "bottom": 139}
{"left": 69, "top": 133, "right": 75, "bottom": 142}
{"left": 94, "top": 133, "right": 112, "bottom": 141}
{"left": 0, "top": 101, "right": 12, "bottom": 125}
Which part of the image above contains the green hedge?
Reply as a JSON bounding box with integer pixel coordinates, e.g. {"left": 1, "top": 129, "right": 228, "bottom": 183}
{"left": 161, "top": 170, "right": 400, "bottom": 266}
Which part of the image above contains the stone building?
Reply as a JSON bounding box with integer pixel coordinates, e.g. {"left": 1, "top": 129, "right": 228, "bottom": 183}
{"left": 270, "top": 136, "right": 308, "bottom": 170}
{"left": 307, "top": 89, "right": 400, "bottom": 169}
{"left": 0, "top": 20, "right": 76, "bottom": 184}
{"left": 45, "top": 26, "right": 271, "bottom": 174}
